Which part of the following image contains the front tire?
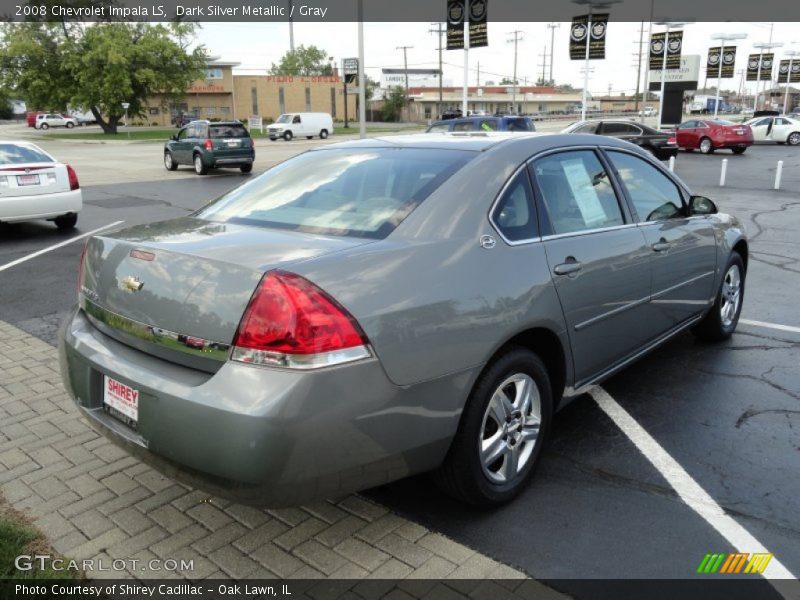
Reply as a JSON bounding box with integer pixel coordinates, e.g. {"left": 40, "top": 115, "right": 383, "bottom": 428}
{"left": 164, "top": 152, "right": 177, "bottom": 171}
{"left": 320, "top": 129, "right": 329, "bottom": 139}
{"left": 193, "top": 153, "right": 208, "bottom": 175}
{"left": 699, "top": 137, "right": 714, "bottom": 154}
{"left": 54, "top": 213, "right": 77, "bottom": 230}
{"left": 40, "top": 123, "right": 49, "bottom": 130}
{"left": 434, "top": 347, "right": 552, "bottom": 507}
{"left": 283, "top": 130, "right": 293, "bottom": 141}
{"left": 732, "top": 147, "right": 747, "bottom": 155}
{"left": 692, "top": 253, "right": 745, "bottom": 342}
{"left": 240, "top": 164, "right": 253, "bottom": 173}
{"left": 66, "top": 122, "right": 74, "bottom": 128}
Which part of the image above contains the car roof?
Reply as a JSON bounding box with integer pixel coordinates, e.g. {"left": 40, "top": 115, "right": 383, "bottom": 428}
{"left": 311, "top": 132, "right": 644, "bottom": 155}
{"left": 185, "top": 120, "right": 245, "bottom": 126}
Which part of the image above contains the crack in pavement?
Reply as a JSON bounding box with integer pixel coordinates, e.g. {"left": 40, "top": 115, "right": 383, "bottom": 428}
{"left": 735, "top": 408, "right": 800, "bottom": 429}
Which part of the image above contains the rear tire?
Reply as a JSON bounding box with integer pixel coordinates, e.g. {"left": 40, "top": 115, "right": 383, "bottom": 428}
{"left": 732, "top": 147, "right": 746, "bottom": 155}
{"left": 40, "top": 123, "right": 49, "bottom": 130}
{"left": 692, "top": 253, "right": 745, "bottom": 342}
{"left": 240, "top": 164, "right": 253, "bottom": 173}
{"left": 699, "top": 137, "right": 714, "bottom": 154}
{"left": 193, "top": 153, "right": 208, "bottom": 175}
{"left": 434, "top": 347, "right": 552, "bottom": 507}
{"left": 54, "top": 213, "right": 77, "bottom": 230}
{"left": 283, "top": 131, "right": 293, "bottom": 141}
{"left": 306, "top": 136, "right": 313, "bottom": 139}
{"left": 66, "top": 122, "right": 74, "bottom": 129}
{"left": 320, "top": 129, "right": 329, "bottom": 139}
{"left": 164, "top": 152, "right": 177, "bottom": 171}
{"left": 788, "top": 132, "right": 800, "bottom": 146}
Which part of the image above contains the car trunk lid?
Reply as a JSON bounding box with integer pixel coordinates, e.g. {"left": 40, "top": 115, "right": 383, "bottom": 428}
{"left": 80, "top": 217, "right": 373, "bottom": 372}
{"left": 0, "top": 162, "right": 69, "bottom": 196}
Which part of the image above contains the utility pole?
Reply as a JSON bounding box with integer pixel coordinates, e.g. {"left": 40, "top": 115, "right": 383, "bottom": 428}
{"left": 547, "top": 23, "right": 560, "bottom": 84}
{"left": 396, "top": 45, "right": 413, "bottom": 122}
{"left": 539, "top": 45, "right": 547, "bottom": 84}
{"left": 634, "top": 21, "right": 645, "bottom": 116}
{"left": 288, "top": 0, "right": 294, "bottom": 52}
{"left": 507, "top": 30, "right": 524, "bottom": 114}
{"left": 429, "top": 23, "right": 445, "bottom": 119}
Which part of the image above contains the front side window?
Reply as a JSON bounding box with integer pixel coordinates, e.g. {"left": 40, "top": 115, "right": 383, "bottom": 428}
{"left": 531, "top": 150, "right": 624, "bottom": 235}
{"left": 176, "top": 128, "right": 188, "bottom": 141}
{"left": 427, "top": 123, "right": 451, "bottom": 133}
{"left": 571, "top": 122, "right": 599, "bottom": 134}
{"left": 479, "top": 119, "right": 498, "bottom": 131}
{"left": 491, "top": 170, "right": 538, "bottom": 242}
{"left": 607, "top": 150, "right": 685, "bottom": 222}
{"left": 505, "top": 118, "right": 534, "bottom": 132}
{"left": 678, "top": 121, "right": 696, "bottom": 129}
{"left": 452, "top": 120, "right": 474, "bottom": 132}
{"left": 197, "top": 148, "right": 474, "bottom": 239}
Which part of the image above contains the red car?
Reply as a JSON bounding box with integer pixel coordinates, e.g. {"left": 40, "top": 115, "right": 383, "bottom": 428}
{"left": 675, "top": 119, "right": 753, "bottom": 155}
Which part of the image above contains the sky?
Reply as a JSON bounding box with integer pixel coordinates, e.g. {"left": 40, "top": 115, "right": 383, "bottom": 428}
{"left": 196, "top": 21, "right": 799, "bottom": 96}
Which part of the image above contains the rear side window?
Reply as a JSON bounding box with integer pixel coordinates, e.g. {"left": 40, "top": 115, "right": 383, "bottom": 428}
{"left": 607, "top": 151, "right": 685, "bottom": 222}
{"left": 601, "top": 122, "right": 641, "bottom": 135}
{"left": 531, "top": 150, "right": 624, "bottom": 235}
{"left": 0, "top": 144, "right": 53, "bottom": 164}
{"left": 479, "top": 119, "right": 498, "bottom": 131}
{"left": 491, "top": 170, "right": 538, "bottom": 242}
{"left": 210, "top": 124, "right": 249, "bottom": 138}
{"left": 505, "top": 118, "right": 534, "bottom": 132}
{"left": 452, "top": 121, "right": 474, "bottom": 132}
{"left": 197, "top": 148, "right": 474, "bottom": 239}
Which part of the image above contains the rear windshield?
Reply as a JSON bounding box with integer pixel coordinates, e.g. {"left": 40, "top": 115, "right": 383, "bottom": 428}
{"left": 196, "top": 148, "right": 474, "bottom": 239}
{"left": 210, "top": 124, "right": 249, "bottom": 138}
{"left": 505, "top": 118, "right": 534, "bottom": 132}
{"left": 0, "top": 144, "right": 53, "bottom": 164}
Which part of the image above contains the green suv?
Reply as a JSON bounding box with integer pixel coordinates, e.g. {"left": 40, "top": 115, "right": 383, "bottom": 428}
{"left": 164, "top": 120, "right": 255, "bottom": 175}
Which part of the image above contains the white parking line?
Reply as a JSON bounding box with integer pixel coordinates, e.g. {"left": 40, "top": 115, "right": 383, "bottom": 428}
{"left": 0, "top": 221, "right": 124, "bottom": 274}
{"left": 740, "top": 319, "right": 800, "bottom": 335}
{"left": 589, "top": 386, "right": 797, "bottom": 586}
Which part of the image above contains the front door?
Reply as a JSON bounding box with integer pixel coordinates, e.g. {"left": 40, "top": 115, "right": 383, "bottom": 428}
{"left": 529, "top": 149, "right": 652, "bottom": 385}
{"left": 748, "top": 117, "right": 773, "bottom": 142}
{"left": 605, "top": 149, "right": 717, "bottom": 337}
{"left": 173, "top": 126, "right": 191, "bottom": 163}
{"left": 676, "top": 120, "right": 699, "bottom": 148}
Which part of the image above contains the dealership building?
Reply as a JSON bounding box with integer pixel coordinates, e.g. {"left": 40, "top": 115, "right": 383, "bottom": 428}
{"left": 139, "top": 59, "right": 357, "bottom": 126}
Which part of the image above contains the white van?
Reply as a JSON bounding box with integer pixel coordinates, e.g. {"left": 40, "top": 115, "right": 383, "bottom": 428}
{"left": 267, "top": 113, "right": 333, "bottom": 141}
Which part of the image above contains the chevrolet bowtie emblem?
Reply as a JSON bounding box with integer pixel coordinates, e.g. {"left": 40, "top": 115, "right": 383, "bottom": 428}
{"left": 119, "top": 276, "right": 144, "bottom": 293}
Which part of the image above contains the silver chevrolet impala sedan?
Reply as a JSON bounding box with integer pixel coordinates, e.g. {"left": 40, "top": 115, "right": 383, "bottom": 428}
{"left": 59, "top": 133, "right": 747, "bottom": 507}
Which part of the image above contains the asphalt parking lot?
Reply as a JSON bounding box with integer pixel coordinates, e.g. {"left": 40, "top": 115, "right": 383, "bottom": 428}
{"left": 1, "top": 132, "right": 798, "bottom": 592}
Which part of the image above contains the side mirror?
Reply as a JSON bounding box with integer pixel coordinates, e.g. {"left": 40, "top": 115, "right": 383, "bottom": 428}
{"left": 170, "top": 135, "right": 177, "bottom": 141}
{"left": 689, "top": 195, "right": 718, "bottom": 215}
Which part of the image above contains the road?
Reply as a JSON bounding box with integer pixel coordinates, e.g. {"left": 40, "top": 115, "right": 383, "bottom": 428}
{"left": 1, "top": 131, "right": 798, "bottom": 591}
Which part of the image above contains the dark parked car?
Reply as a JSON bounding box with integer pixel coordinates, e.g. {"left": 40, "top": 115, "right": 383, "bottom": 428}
{"left": 61, "top": 133, "right": 746, "bottom": 508}
{"left": 675, "top": 119, "right": 754, "bottom": 155}
{"left": 164, "top": 120, "right": 255, "bottom": 175}
{"left": 427, "top": 116, "right": 536, "bottom": 133}
{"left": 561, "top": 119, "right": 678, "bottom": 160}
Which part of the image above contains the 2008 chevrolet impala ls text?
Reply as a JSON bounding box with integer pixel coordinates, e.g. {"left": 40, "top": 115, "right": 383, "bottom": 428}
{"left": 58, "top": 133, "right": 747, "bottom": 507}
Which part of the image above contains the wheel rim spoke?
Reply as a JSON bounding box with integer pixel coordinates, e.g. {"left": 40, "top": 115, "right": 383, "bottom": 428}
{"left": 481, "top": 432, "right": 508, "bottom": 468}
{"left": 501, "top": 446, "right": 519, "bottom": 479}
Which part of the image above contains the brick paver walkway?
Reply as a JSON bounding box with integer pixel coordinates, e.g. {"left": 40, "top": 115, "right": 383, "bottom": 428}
{"left": 0, "top": 319, "right": 562, "bottom": 593}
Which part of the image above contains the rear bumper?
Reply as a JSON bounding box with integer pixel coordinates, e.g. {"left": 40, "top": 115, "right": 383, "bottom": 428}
{"left": 0, "top": 189, "right": 82, "bottom": 222}
{"left": 58, "top": 306, "right": 467, "bottom": 506}
{"left": 212, "top": 156, "right": 254, "bottom": 166}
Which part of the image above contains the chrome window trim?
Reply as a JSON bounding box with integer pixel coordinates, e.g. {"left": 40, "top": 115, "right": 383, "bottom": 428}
{"left": 600, "top": 145, "right": 693, "bottom": 198}
{"left": 540, "top": 222, "right": 639, "bottom": 242}
{"left": 487, "top": 162, "right": 542, "bottom": 247}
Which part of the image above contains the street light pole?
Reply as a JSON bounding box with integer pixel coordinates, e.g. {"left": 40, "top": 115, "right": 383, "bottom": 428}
{"left": 547, "top": 23, "right": 560, "bottom": 84}
{"left": 508, "top": 31, "right": 523, "bottom": 114}
{"left": 710, "top": 33, "right": 747, "bottom": 118}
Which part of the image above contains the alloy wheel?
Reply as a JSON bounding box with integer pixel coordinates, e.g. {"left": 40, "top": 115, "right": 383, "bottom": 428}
{"left": 700, "top": 138, "right": 712, "bottom": 154}
{"left": 720, "top": 264, "right": 742, "bottom": 327}
{"left": 479, "top": 373, "right": 541, "bottom": 484}
{"left": 789, "top": 132, "right": 800, "bottom": 146}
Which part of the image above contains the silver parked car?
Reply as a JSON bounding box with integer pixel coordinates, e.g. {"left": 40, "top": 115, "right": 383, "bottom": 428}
{"left": 59, "top": 133, "right": 747, "bottom": 507}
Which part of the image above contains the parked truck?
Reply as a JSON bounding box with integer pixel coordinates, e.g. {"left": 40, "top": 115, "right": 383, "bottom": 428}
{"left": 688, "top": 95, "right": 730, "bottom": 114}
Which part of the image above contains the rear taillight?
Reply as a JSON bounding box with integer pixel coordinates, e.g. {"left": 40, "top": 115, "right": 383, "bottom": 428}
{"left": 667, "top": 136, "right": 677, "bottom": 145}
{"left": 231, "top": 271, "right": 370, "bottom": 369}
{"left": 66, "top": 165, "right": 79, "bottom": 190}
{"left": 204, "top": 139, "right": 213, "bottom": 150}
{"left": 77, "top": 241, "right": 88, "bottom": 294}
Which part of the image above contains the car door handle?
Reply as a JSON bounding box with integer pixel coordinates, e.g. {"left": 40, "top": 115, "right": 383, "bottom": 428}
{"left": 553, "top": 259, "right": 583, "bottom": 275}
{"left": 651, "top": 240, "right": 671, "bottom": 252}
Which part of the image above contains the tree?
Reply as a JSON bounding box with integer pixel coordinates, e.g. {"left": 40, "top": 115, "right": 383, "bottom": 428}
{"left": 0, "top": 19, "right": 206, "bottom": 134}
{"left": 381, "top": 86, "right": 405, "bottom": 122}
{"left": 270, "top": 45, "right": 334, "bottom": 76}
{"left": 499, "top": 77, "right": 518, "bottom": 85}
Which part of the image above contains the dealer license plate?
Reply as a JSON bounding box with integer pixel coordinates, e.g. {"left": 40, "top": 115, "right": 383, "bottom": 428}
{"left": 103, "top": 375, "right": 139, "bottom": 425}
{"left": 16, "top": 174, "right": 40, "bottom": 186}
{"left": 224, "top": 139, "right": 240, "bottom": 147}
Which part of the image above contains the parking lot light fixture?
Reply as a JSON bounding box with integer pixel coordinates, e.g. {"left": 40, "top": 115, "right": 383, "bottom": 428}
{"left": 752, "top": 41, "right": 783, "bottom": 111}
{"left": 710, "top": 33, "right": 747, "bottom": 118}
{"left": 653, "top": 21, "right": 692, "bottom": 129}
{"left": 573, "top": 0, "right": 621, "bottom": 122}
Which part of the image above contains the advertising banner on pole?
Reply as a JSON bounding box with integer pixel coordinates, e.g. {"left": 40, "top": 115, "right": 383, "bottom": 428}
{"left": 468, "top": 0, "right": 488, "bottom": 48}
{"left": 446, "top": 0, "right": 465, "bottom": 50}
{"left": 569, "top": 13, "right": 608, "bottom": 60}
{"left": 707, "top": 46, "right": 736, "bottom": 78}
{"left": 649, "top": 31, "right": 682, "bottom": 70}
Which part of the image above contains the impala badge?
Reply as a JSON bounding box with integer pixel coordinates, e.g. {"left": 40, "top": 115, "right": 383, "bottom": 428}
{"left": 119, "top": 276, "right": 144, "bottom": 293}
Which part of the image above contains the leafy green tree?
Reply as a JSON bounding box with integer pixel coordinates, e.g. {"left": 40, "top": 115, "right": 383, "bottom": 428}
{"left": 499, "top": 77, "right": 518, "bottom": 85}
{"left": 381, "top": 86, "right": 405, "bottom": 122}
{"left": 0, "top": 19, "right": 206, "bottom": 134}
{"left": 269, "top": 45, "right": 334, "bottom": 76}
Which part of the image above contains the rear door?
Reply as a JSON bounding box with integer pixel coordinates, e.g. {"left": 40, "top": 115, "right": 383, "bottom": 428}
{"left": 605, "top": 149, "right": 717, "bottom": 337}
{"left": 529, "top": 148, "right": 652, "bottom": 384}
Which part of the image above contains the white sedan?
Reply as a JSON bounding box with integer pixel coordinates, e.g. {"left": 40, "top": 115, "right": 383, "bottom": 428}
{"left": 0, "top": 141, "right": 82, "bottom": 229}
{"left": 744, "top": 116, "right": 800, "bottom": 146}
